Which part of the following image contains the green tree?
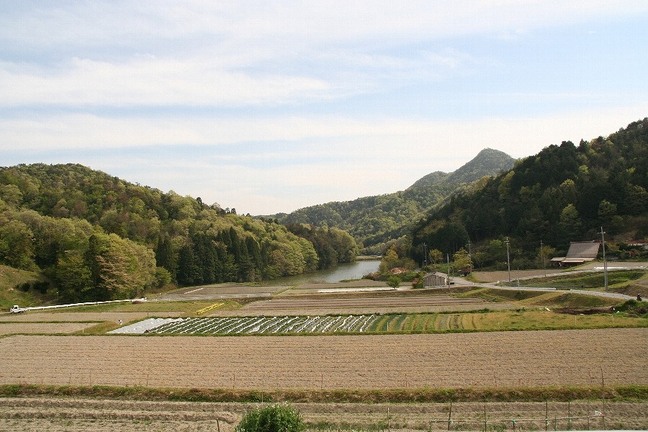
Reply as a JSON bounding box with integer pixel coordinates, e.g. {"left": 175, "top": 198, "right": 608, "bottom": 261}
{"left": 559, "top": 204, "right": 582, "bottom": 243}
{"left": 86, "top": 233, "right": 156, "bottom": 300}
{"left": 54, "top": 249, "right": 94, "bottom": 302}
{"left": 387, "top": 275, "right": 401, "bottom": 288}
{"left": 0, "top": 219, "right": 35, "bottom": 270}
{"left": 236, "top": 404, "right": 305, "bottom": 432}
{"left": 379, "top": 249, "right": 400, "bottom": 274}
{"left": 536, "top": 243, "right": 556, "bottom": 269}
{"left": 452, "top": 248, "right": 473, "bottom": 275}
{"left": 598, "top": 199, "right": 623, "bottom": 234}
{"left": 428, "top": 248, "right": 443, "bottom": 265}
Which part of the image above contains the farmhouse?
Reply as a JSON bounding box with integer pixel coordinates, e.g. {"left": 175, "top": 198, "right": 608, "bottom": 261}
{"left": 551, "top": 241, "right": 601, "bottom": 267}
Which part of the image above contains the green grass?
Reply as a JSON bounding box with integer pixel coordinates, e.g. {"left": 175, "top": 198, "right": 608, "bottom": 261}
{"left": 505, "top": 270, "right": 646, "bottom": 290}
{"left": 1, "top": 384, "right": 646, "bottom": 403}
{"left": 0, "top": 264, "right": 54, "bottom": 310}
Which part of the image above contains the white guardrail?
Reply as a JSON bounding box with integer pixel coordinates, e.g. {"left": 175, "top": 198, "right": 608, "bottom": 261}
{"left": 9, "top": 298, "right": 147, "bottom": 313}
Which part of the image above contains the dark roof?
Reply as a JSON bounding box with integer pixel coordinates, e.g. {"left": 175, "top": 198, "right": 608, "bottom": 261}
{"left": 566, "top": 242, "right": 600, "bottom": 259}
{"left": 552, "top": 241, "right": 600, "bottom": 264}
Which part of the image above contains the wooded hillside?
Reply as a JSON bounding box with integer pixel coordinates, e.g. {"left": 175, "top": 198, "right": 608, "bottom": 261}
{"left": 410, "top": 118, "right": 648, "bottom": 269}
{"left": 0, "top": 164, "right": 357, "bottom": 302}
{"left": 278, "top": 148, "right": 515, "bottom": 252}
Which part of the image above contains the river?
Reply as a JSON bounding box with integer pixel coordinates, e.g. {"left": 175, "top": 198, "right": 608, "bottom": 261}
{"left": 268, "top": 259, "right": 381, "bottom": 285}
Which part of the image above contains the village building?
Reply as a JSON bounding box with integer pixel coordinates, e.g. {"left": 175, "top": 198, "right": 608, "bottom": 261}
{"left": 551, "top": 241, "right": 601, "bottom": 267}
{"left": 423, "top": 272, "right": 449, "bottom": 287}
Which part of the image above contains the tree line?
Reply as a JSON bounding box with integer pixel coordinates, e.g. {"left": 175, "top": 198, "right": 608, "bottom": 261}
{"left": 408, "top": 118, "right": 648, "bottom": 270}
{"left": 276, "top": 148, "right": 515, "bottom": 253}
{"left": 0, "top": 164, "right": 357, "bottom": 302}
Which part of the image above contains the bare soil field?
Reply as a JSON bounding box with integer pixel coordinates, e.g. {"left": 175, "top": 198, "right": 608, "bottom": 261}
{"left": 157, "top": 284, "right": 287, "bottom": 301}
{"left": 1, "top": 328, "right": 645, "bottom": 390}
{"left": 0, "top": 311, "right": 182, "bottom": 323}
{"left": 0, "top": 397, "right": 238, "bottom": 432}
{"left": 0, "top": 322, "right": 96, "bottom": 335}
{"left": 0, "top": 397, "right": 646, "bottom": 431}
{"left": 227, "top": 293, "right": 513, "bottom": 316}
{"left": 0, "top": 311, "right": 186, "bottom": 335}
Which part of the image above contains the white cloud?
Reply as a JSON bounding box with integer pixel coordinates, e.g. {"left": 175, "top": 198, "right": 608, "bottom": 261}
{"left": 2, "top": 1, "right": 646, "bottom": 109}
{"left": 0, "top": 56, "right": 332, "bottom": 107}
{"left": 6, "top": 106, "right": 644, "bottom": 214}
{"left": 4, "top": 1, "right": 646, "bottom": 48}
{"left": 1, "top": 1, "right": 647, "bottom": 215}
{"left": 3, "top": 105, "right": 646, "bottom": 154}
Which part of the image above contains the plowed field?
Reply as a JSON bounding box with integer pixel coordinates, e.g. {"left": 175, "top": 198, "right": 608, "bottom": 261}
{"left": 2, "top": 398, "right": 646, "bottom": 431}
{"left": 1, "top": 328, "right": 646, "bottom": 390}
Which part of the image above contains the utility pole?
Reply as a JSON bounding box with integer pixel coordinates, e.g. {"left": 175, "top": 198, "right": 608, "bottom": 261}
{"left": 467, "top": 239, "right": 472, "bottom": 274}
{"left": 446, "top": 253, "right": 451, "bottom": 287}
{"left": 540, "top": 240, "right": 546, "bottom": 278}
{"left": 505, "top": 237, "right": 511, "bottom": 283}
{"left": 600, "top": 227, "right": 608, "bottom": 289}
{"left": 423, "top": 242, "right": 428, "bottom": 267}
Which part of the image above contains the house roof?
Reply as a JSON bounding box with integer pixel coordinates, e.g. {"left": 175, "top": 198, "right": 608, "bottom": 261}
{"left": 552, "top": 241, "right": 600, "bottom": 264}
{"left": 565, "top": 241, "right": 600, "bottom": 259}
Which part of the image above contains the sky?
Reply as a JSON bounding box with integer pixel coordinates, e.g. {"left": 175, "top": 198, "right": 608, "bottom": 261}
{"left": 1, "top": 1, "right": 647, "bottom": 215}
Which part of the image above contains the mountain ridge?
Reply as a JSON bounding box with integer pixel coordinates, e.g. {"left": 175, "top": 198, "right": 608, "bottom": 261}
{"left": 277, "top": 148, "right": 516, "bottom": 251}
{"left": 409, "top": 118, "right": 648, "bottom": 268}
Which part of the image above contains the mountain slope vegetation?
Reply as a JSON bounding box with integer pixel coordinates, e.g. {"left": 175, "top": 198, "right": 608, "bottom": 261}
{"left": 0, "top": 164, "right": 357, "bottom": 303}
{"left": 278, "top": 148, "right": 515, "bottom": 251}
{"left": 410, "top": 118, "right": 648, "bottom": 269}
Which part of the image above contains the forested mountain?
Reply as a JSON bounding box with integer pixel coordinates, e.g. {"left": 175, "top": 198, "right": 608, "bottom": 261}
{"left": 410, "top": 118, "right": 648, "bottom": 269}
{"left": 0, "top": 164, "right": 357, "bottom": 302}
{"left": 277, "top": 148, "right": 515, "bottom": 251}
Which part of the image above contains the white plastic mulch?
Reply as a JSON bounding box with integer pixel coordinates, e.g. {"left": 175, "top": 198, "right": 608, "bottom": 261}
{"left": 109, "top": 318, "right": 183, "bottom": 334}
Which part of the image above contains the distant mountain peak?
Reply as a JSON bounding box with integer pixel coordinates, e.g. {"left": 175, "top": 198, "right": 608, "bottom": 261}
{"left": 278, "top": 148, "right": 516, "bottom": 249}
{"left": 445, "top": 148, "right": 515, "bottom": 186}
{"left": 408, "top": 148, "right": 515, "bottom": 191}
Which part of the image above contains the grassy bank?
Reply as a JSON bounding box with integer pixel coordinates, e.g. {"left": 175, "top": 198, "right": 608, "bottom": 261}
{"left": 500, "top": 269, "right": 646, "bottom": 290}
{"left": 1, "top": 384, "right": 646, "bottom": 403}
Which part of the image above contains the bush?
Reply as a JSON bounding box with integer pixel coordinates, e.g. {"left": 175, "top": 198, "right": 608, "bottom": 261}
{"left": 617, "top": 299, "right": 648, "bottom": 317}
{"left": 235, "top": 404, "right": 305, "bottom": 432}
{"left": 387, "top": 275, "right": 401, "bottom": 288}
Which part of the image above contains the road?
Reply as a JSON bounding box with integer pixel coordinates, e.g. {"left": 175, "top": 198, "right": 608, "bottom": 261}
{"left": 453, "top": 261, "right": 648, "bottom": 301}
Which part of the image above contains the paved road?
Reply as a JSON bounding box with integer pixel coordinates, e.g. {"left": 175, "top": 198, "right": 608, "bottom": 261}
{"left": 452, "top": 270, "right": 641, "bottom": 301}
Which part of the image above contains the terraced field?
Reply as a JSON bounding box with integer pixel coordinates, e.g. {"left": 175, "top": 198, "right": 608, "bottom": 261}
{"left": 234, "top": 293, "right": 509, "bottom": 315}
{"left": 144, "top": 313, "right": 467, "bottom": 335}
{"left": 1, "top": 329, "right": 646, "bottom": 390}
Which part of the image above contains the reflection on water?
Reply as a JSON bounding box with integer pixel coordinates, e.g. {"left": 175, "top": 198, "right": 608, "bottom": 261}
{"left": 267, "top": 260, "right": 381, "bottom": 285}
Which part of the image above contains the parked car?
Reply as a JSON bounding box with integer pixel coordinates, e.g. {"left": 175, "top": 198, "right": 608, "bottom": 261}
{"left": 10, "top": 305, "right": 25, "bottom": 313}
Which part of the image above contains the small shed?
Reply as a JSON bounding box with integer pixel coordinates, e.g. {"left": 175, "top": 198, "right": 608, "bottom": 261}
{"left": 423, "top": 272, "right": 448, "bottom": 287}
{"left": 551, "top": 241, "right": 601, "bottom": 266}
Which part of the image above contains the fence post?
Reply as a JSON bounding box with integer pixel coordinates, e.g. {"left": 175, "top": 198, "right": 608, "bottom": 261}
{"left": 483, "top": 403, "right": 487, "bottom": 432}
{"left": 447, "top": 401, "right": 452, "bottom": 431}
